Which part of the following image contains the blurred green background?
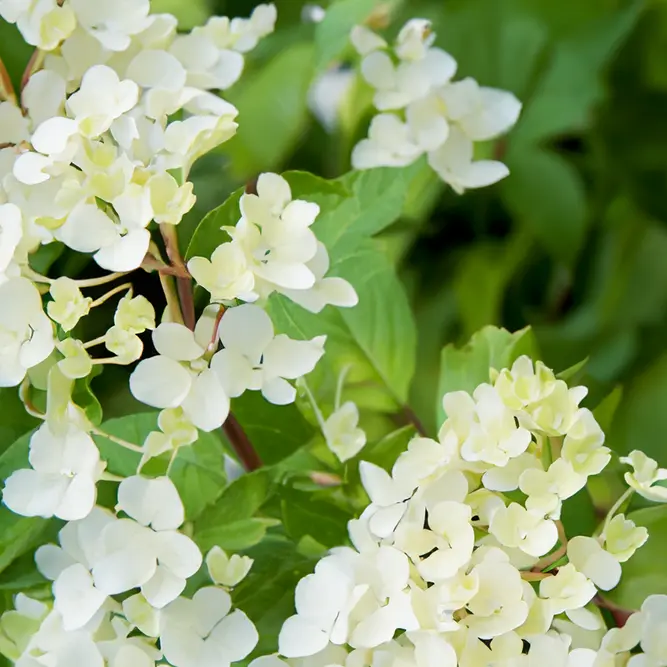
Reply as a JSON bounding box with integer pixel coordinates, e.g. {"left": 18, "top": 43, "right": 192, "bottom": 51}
{"left": 3, "top": 0, "right": 667, "bottom": 465}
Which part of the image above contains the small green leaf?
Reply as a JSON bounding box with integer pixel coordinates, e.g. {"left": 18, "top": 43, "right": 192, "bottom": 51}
{"left": 557, "top": 357, "right": 589, "bottom": 382}
{"left": 231, "top": 392, "right": 315, "bottom": 466}
{"left": 437, "top": 326, "right": 537, "bottom": 424}
{"left": 195, "top": 468, "right": 273, "bottom": 530}
{"left": 184, "top": 188, "right": 242, "bottom": 262}
{"left": 280, "top": 488, "right": 351, "bottom": 547}
{"left": 194, "top": 518, "right": 279, "bottom": 552}
{"left": 314, "top": 0, "right": 377, "bottom": 71}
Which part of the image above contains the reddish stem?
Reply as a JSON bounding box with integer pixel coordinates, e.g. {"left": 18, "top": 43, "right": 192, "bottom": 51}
{"left": 223, "top": 414, "right": 263, "bottom": 471}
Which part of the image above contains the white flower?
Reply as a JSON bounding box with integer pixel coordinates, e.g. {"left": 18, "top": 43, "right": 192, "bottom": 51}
{"left": 114, "top": 293, "right": 155, "bottom": 334}
{"left": 160, "top": 586, "right": 258, "bottom": 667}
{"left": 47, "top": 277, "right": 92, "bottom": 331}
{"left": 636, "top": 594, "right": 667, "bottom": 666}
{"left": 323, "top": 401, "right": 366, "bottom": 462}
{"left": 489, "top": 503, "right": 558, "bottom": 557}
{"left": 465, "top": 549, "right": 529, "bottom": 638}
{"left": 206, "top": 547, "right": 254, "bottom": 588}
{"left": 427, "top": 127, "right": 510, "bottom": 194}
{"left": 0, "top": 203, "right": 23, "bottom": 280}
{"left": 141, "top": 408, "right": 198, "bottom": 466}
{"left": 130, "top": 317, "right": 230, "bottom": 431}
{"left": 2, "top": 422, "right": 103, "bottom": 521}
{"left": 69, "top": 0, "right": 151, "bottom": 51}
{"left": 439, "top": 77, "right": 521, "bottom": 141}
{"left": 94, "top": 475, "right": 202, "bottom": 608}
{"left": 395, "top": 500, "right": 474, "bottom": 582}
{"left": 280, "top": 242, "right": 358, "bottom": 314}
{"left": 66, "top": 65, "right": 139, "bottom": 138}
{"left": 443, "top": 384, "right": 531, "bottom": 467}
{"left": 539, "top": 564, "right": 596, "bottom": 615}
{"left": 350, "top": 25, "right": 387, "bottom": 56}
{"left": 148, "top": 172, "right": 196, "bottom": 225}
{"left": 1, "top": 0, "right": 76, "bottom": 50}
{"left": 226, "top": 173, "right": 321, "bottom": 296}
{"left": 395, "top": 19, "right": 436, "bottom": 61}
{"left": 0, "top": 277, "right": 55, "bottom": 386}
{"left": 602, "top": 514, "right": 648, "bottom": 563}
{"left": 519, "top": 459, "right": 587, "bottom": 516}
{"left": 360, "top": 45, "right": 456, "bottom": 111}
{"left": 57, "top": 338, "right": 93, "bottom": 379}
{"left": 561, "top": 409, "right": 610, "bottom": 477}
{"left": 351, "top": 114, "right": 422, "bottom": 169}
{"left": 188, "top": 241, "right": 256, "bottom": 302}
{"left": 620, "top": 450, "right": 667, "bottom": 502}
{"left": 211, "top": 304, "right": 326, "bottom": 405}
{"left": 567, "top": 536, "right": 622, "bottom": 591}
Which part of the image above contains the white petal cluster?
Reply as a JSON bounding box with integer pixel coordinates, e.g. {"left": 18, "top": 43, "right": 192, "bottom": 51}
{"left": 1, "top": 474, "right": 257, "bottom": 667}
{"left": 350, "top": 20, "right": 521, "bottom": 193}
{"left": 0, "top": 3, "right": 276, "bottom": 273}
{"left": 130, "top": 302, "right": 326, "bottom": 426}
{"left": 620, "top": 450, "right": 667, "bottom": 502}
{"left": 273, "top": 355, "right": 647, "bottom": 667}
{"left": 188, "top": 173, "right": 359, "bottom": 312}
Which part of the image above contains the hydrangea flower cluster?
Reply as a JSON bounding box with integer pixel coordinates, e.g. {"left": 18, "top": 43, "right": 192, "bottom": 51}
{"left": 350, "top": 19, "right": 521, "bottom": 193}
{"left": 0, "top": 0, "right": 275, "bottom": 273}
{"left": 264, "top": 356, "right": 663, "bottom": 667}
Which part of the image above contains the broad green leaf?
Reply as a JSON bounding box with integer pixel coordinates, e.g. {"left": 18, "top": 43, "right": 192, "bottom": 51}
{"left": 608, "top": 505, "right": 667, "bottom": 609}
{"left": 195, "top": 468, "right": 272, "bottom": 530}
{"left": 437, "top": 326, "right": 538, "bottom": 424}
{"left": 184, "top": 187, "right": 242, "bottom": 262}
{"left": 93, "top": 413, "right": 227, "bottom": 520}
{"left": 268, "top": 240, "right": 417, "bottom": 405}
{"left": 557, "top": 357, "right": 590, "bottom": 382}
{"left": 223, "top": 43, "right": 315, "bottom": 178}
{"left": 233, "top": 535, "right": 315, "bottom": 656}
{"left": 560, "top": 488, "right": 597, "bottom": 540}
{"left": 231, "top": 391, "right": 315, "bottom": 466}
{"left": 314, "top": 0, "right": 377, "bottom": 71}
{"left": 194, "top": 517, "right": 278, "bottom": 552}
{"left": 512, "top": 4, "right": 642, "bottom": 145}
{"left": 280, "top": 488, "right": 351, "bottom": 547}
{"left": 502, "top": 148, "right": 587, "bottom": 263}
{"left": 361, "top": 425, "right": 416, "bottom": 472}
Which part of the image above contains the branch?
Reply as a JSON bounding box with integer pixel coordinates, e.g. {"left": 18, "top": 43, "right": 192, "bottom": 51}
{"left": 160, "top": 225, "right": 195, "bottom": 330}
{"left": 223, "top": 413, "right": 263, "bottom": 472}
{"left": 402, "top": 405, "right": 427, "bottom": 436}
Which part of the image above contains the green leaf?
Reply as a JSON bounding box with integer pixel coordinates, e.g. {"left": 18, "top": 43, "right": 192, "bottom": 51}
{"left": 502, "top": 148, "right": 587, "bottom": 263}
{"left": 231, "top": 391, "right": 315, "bottom": 466}
{"left": 93, "top": 413, "right": 227, "bottom": 520}
{"left": 361, "top": 425, "right": 417, "bottom": 472}
{"left": 437, "top": 326, "right": 538, "bottom": 424}
{"left": 195, "top": 468, "right": 272, "bottom": 530}
{"left": 233, "top": 535, "right": 314, "bottom": 656}
{"left": 150, "top": 0, "right": 210, "bottom": 28}
{"left": 184, "top": 187, "right": 242, "bottom": 262}
{"left": 194, "top": 518, "right": 279, "bottom": 553}
{"left": 223, "top": 43, "right": 315, "bottom": 178}
{"left": 512, "top": 4, "right": 642, "bottom": 145}
{"left": 268, "top": 241, "right": 417, "bottom": 405}
{"left": 314, "top": 0, "right": 377, "bottom": 71}
{"left": 608, "top": 505, "right": 667, "bottom": 610}
{"left": 280, "top": 488, "right": 351, "bottom": 547}
{"left": 557, "top": 357, "right": 590, "bottom": 382}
